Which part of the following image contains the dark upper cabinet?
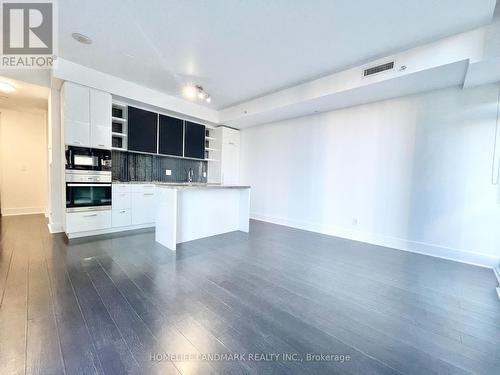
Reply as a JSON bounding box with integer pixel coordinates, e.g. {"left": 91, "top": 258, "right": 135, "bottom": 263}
{"left": 158, "top": 115, "right": 184, "bottom": 157}
{"left": 127, "top": 106, "right": 158, "bottom": 153}
{"left": 184, "top": 121, "right": 205, "bottom": 159}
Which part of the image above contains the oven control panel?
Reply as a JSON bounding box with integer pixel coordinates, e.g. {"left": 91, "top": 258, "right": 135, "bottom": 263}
{"left": 65, "top": 170, "right": 112, "bottom": 183}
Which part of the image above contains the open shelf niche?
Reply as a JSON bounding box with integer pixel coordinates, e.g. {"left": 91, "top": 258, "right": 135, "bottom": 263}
{"left": 205, "top": 127, "right": 222, "bottom": 183}
{"left": 111, "top": 102, "right": 128, "bottom": 151}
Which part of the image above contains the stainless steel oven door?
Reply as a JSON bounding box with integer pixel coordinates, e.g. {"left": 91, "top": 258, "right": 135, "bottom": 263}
{"left": 66, "top": 183, "right": 112, "bottom": 212}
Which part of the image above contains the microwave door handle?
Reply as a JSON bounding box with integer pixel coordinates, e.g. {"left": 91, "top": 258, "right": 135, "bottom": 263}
{"left": 66, "top": 148, "right": 73, "bottom": 168}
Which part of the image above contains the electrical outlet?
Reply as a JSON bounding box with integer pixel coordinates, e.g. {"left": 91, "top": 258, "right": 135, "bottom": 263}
{"left": 165, "top": 169, "right": 172, "bottom": 176}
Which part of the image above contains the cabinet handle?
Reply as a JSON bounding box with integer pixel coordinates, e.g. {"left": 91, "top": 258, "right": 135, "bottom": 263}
{"left": 74, "top": 141, "right": 82, "bottom": 145}
{"left": 98, "top": 144, "right": 105, "bottom": 147}
{"left": 120, "top": 210, "right": 126, "bottom": 213}
{"left": 143, "top": 193, "right": 154, "bottom": 196}
{"left": 83, "top": 213, "right": 97, "bottom": 217}
{"left": 229, "top": 141, "right": 235, "bottom": 145}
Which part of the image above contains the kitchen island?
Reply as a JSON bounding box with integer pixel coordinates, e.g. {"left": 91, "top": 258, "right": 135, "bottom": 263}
{"left": 155, "top": 184, "right": 251, "bottom": 250}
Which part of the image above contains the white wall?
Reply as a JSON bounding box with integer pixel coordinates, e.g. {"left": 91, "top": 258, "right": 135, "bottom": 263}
{"left": 240, "top": 84, "right": 500, "bottom": 267}
{"left": 0, "top": 109, "right": 48, "bottom": 216}
{"left": 47, "top": 87, "right": 63, "bottom": 232}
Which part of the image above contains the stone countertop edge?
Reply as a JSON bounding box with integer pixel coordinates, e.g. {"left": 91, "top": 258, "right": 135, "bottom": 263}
{"left": 158, "top": 184, "right": 251, "bottom": 189}
{"left": 112, "top": 181, "right": 250, "bottom": 189}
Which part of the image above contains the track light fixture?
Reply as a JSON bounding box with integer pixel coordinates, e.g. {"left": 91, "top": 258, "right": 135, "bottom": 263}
{"left": 183, "top": 84, "right": 211, "bottom": 103}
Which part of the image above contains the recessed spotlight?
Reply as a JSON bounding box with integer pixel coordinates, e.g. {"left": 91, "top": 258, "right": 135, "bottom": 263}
{"left": 72, "top": 32, "right": 92, "bottom": 45}
{"left": 206, "top": 96, "right": 211, "bottom": 103}
{"left": 0, "top": 82, "right": 15, "bottom": 93}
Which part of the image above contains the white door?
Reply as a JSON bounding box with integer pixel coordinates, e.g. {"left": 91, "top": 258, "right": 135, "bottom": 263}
{"left": 63, "top": 82, "right": 90, "bottom": 147}
{"left": 90, "top": 89, "right": 112, "bottom": 149}
{"left": 221, "top": 128, "right": 240, "bottom": 184}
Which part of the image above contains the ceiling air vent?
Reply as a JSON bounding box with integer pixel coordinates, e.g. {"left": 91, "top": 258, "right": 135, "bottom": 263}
{"left": 363, "top": 61, "right": 394, "bottom": 77}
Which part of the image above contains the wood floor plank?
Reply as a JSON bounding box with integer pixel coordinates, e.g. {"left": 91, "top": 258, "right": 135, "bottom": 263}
{"left": 207, "top": 254, "right": 497, "bottom": 374}
{"left": 65, "top": 258, "right": 143, "bottom": 375}
{"left": 0, "top": 245, "right": 13, "bottom": 307}
{"left": 101, "top": 250, "right": 254, "bottom": 375}
{"left": 83, "top": 257, "right": 180, "bottom": 374}
{"left": 26, "top": 257, "right": 65, "bottom": 375}
{"left": 44, "top": 244, "right": 103, "bottom": 375}
{"left": 108, "top": 244, "right": 396, "bottom": 375}
{"left": 172, "top": 253, "right": 443, "bottom": 375}
{"left": 0, "top": 246, "right": 28, "bottom": 375}
{"left": 107, "top": 245, "right": 321, "bottom": 375}
{"left": 95, "top": 255, "right": 219, "bottom": 375}
{"left": 215, "top": 241, "right": 500, "bottom": 351}
{"left": 215, "top": 236, "right": 500, "bottom": 338}
{"left": 112, "top": 231, "right": 500, "bottom": 374}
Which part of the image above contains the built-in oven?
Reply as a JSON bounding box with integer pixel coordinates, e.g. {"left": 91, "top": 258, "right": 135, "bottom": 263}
{"left": 65, "top": 171, "right": 112, "bottom": 212}
{"left": 65, "top": 146, "right": 112, "bottom": 171}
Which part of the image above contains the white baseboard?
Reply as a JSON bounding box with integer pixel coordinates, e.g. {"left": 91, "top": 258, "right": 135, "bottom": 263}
{"left": 1, "top": 206, "right": 46, "bottom": 216}
{"left": 48, "top": 222, "right": 63, "bottom": 234}
{"left": 251, "top": 212, "right": 500, "bottom": 269}
{"left": 493, "top": 265, "right": 500, "bottom": 284}
{"left": 66, "top": 223, "right": 155, "bottom": 239}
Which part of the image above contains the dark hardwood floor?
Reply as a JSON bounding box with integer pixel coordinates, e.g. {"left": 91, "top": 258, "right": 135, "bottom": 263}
{"left": 0, "top": 214, "right": 499, "bottom": 374}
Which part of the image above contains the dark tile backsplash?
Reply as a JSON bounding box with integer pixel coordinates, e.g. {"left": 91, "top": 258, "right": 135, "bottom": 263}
{"left": 112, "top": 151, "right": 207, "bottom": 183}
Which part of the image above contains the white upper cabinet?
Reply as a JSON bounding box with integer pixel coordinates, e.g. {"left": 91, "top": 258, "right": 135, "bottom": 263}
{"left": 90, "top": 89, "right": 112, "bottom": 149}
{"left": 220, "top": 127, "right": 240, "bottom": 185}
{"left": 62, "top": 82, "right": 112, "bottom": 149}
{"left": 63, "top": 82, "right": 90, "bottom": 147}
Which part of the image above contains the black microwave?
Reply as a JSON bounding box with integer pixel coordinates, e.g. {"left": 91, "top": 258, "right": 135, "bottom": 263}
{"left": 65, "top": 146, "right": 112, "bottom": 171}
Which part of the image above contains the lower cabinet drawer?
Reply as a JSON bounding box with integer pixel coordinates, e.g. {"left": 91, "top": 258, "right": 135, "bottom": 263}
{"left": 66, "top": 210, "right": 111, "bottom": 233}
{"left": 112, "top": 208, "right": 132, "bottom": 228}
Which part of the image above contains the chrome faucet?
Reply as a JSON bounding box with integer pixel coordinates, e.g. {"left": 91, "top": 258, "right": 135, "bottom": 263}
{"left": 186, "top": 168, "right": 194, "bottom": 183}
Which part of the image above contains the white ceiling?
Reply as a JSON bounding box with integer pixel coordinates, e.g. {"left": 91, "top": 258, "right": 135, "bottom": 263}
{"left": 59, "top": 0, "right": 496, "bottom": 110}
{"left": 0, "top": 76, "right": 49, "bottom": 112}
